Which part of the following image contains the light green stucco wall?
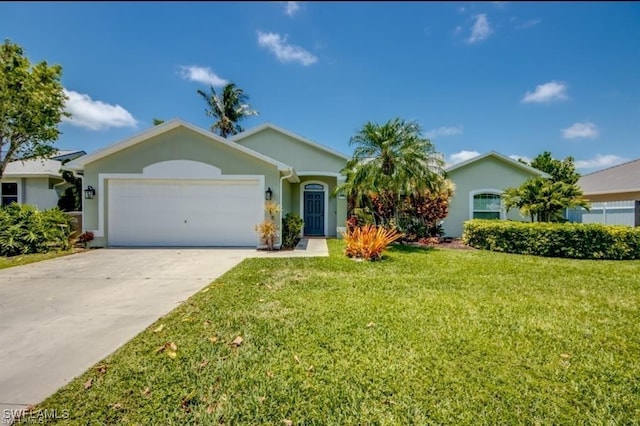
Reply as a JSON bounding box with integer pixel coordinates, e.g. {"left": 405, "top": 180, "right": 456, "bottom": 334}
{"left": 444, "top": 156, "right": 538, "bottom": 238}
{"left": 83, "top": 126, "right": 281, "bottom": 246}
{"left": 235, "top": 128, "right": 347, "bottom": 173}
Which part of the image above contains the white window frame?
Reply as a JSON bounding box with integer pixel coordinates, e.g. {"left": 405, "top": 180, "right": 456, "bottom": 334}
{"left": 1, "top": 181, "right": 22, "bottom": 206}
{"left": 469, "top": 189, "right": 505, "bottom": 220}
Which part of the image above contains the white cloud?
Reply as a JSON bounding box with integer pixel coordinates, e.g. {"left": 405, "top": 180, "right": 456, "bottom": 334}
{"left": 575, "top": 154, "right": 629, "bottom": 170}
{"left": 284, "top": 1, "right": 300, "bottom": 16}
{"left": 516, "top": 18, "right": 541, "bottom": 29}
{"left": 468, "top": 14, "right": 492, "bottom": 44}
{"left": 509, "top": 154, "right": 532, "bottom": 164}
{"left": 449, "top": 150, "right": 480, "bottom": 164}
{"left": 179, "top": 65, "right": 228, "bottom": 87}
{"left": 457, "top": 6, "right": 466, "bottom": 13}
{"left": 63, "top": 89, "right": 137, "bottom": 131}
{"left": 521, "top": 81, "right": 568, "bottom": 103}
{"left": 562, "top": 122, "right": 599, "bottom": 139}
{"left": 425, "top": 125, "right": 464, "bottom": 139}
{"left": 257, "top": 31, "right": 318, "bottom": 66}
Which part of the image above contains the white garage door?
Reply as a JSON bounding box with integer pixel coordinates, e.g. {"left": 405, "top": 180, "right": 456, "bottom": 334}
{"left": 108, "top": 179, "right": 262, "bottom": 246}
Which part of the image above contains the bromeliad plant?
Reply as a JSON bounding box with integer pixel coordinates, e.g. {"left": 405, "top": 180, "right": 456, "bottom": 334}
{"left": 342, "top": 224, "right": 403, "bottom": 261}
{"left": 255, "top": 201, "right": 281, "bottom": 250}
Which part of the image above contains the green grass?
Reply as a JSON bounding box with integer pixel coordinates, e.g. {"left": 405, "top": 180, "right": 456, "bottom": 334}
{"left": 33, "top": 241, "right": 640, "bottom": 424}
{"left": 0, "top": 250, "right": 74, "bottom": 270}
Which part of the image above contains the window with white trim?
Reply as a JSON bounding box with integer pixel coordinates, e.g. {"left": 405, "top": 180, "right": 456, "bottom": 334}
{"left": 1, "top": 182, "right": 18, "bottom": 207}
{"left": 472, "top": 193, "right": 502, "bottom": 219}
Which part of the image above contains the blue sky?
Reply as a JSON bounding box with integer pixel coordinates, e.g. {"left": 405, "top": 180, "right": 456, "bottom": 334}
{"left": 2, "top": 1, "right": 639, "bottom": 171}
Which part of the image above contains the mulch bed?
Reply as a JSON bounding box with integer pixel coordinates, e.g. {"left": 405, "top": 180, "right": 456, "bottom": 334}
{"left": 435, "top": 239, "right": 476, "bottom": 250}
{"left": 409, "top": 238, "right": 476, "bottom": 250}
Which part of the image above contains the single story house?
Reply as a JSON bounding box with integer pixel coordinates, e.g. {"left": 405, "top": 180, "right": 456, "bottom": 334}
{"left": 442, "top": 152, "right": 549, "bottom": 237}
{"left": 0, "top": 150, "right": 86, "bottom": 209}
{"left": 64, "top": 119, "right": 349, "bottom": 247}
{"left": 569, "top": 158, "right": 640, "bottom": 227}
{"left": 63, "top": 119, "right": 548, "bottom": 246}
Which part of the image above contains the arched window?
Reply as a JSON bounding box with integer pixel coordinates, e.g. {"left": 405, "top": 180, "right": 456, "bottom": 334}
{"left": 304, "top": 183, "right": 324, "bottom": 191}
{"left": 472, "top": 192, "right": 502, "bottom": 219}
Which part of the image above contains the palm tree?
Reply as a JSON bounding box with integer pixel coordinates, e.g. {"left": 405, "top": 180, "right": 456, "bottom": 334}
{"left": 334, "top": 118, "right": 446, "bottom": 225}
{"left": 197, "top": 83, "right": 258, "bottom": 138}
{"left": 504, "top": 177, "right": 590, "bottom": 222}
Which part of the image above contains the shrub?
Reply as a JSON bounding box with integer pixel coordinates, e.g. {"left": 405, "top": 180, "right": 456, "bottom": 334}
{"left": 255, "top": 201, "right": 281, "bottom": 250}
{"left": 342, "top": 224, "right": 403, "bottom": 261}
{"left": 255, "top": 220, "right": 277, "bottom": 250}
{"left": 462, "top": 219, "right": 640, "bottom": 260}
{"left": 0, "top": 204, "right": 74, "bottom": 257}
{"left": 282, "top": 213, "right": 304, "bottom": 250}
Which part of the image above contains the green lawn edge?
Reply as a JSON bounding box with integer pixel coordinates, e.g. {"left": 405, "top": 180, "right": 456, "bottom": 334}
{"left": 0, "top": 250, "right": 76, "bottom": 270}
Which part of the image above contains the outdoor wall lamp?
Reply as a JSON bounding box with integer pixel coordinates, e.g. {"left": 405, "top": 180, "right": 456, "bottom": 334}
{"left": 265, "top": 187, "right": 273, "bottom": 200}
{"left": 84, "top": 185, "right": 96, "bottom": 200}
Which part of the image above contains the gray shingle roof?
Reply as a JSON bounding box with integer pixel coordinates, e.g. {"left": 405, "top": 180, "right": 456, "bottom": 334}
{"left": 578, "top": 158, "right": 640, "bottom": 195}
{"left": 3, "top": 158, "right": 64, "bottom": 178}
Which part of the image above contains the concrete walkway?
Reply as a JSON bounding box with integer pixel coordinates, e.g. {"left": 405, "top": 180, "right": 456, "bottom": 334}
{"left": 250, "top": 238, "right": 329, "bottom": 258}
{"left": 0, "top": 248, "right": 254, "bottom": 418}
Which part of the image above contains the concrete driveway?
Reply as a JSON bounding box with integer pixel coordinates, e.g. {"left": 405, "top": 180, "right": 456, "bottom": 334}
{"left": 0, "top": 248, "right": 254, "bottom": 418}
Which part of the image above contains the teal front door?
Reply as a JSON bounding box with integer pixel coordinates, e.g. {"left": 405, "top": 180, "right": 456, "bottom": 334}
{"left": 304, "top": 191, "right": 324, "bottom": 236}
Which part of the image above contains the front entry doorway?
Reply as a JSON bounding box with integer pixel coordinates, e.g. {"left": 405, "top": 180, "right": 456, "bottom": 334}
{"left": 303, "top": 183, "right": 325, "bottom": 236}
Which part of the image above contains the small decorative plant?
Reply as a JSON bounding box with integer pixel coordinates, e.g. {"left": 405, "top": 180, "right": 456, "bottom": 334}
{"left": 342, "top": 224, "right": 403, "bottom": 261}
{"left": 255, "top": 201, "right": 281, "bottom": 250}
{"left": 76, "top": 231, "right": 94, "bottom": 248}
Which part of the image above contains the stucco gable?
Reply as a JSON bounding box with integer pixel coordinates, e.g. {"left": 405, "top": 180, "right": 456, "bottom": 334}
{"left": 232, "top": 124, "right": 348, "bottom": 173}
{"left": 65, "top": 119, "right": 293, "bottom": 173}
{"left": 232, "top": 123, "right": 349, "bottom": 161}
{"left": 446, "top": 151, "right": 550, "bottom": 178}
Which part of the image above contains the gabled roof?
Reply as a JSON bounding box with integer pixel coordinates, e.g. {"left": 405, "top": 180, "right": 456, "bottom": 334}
{"left": 52, "top": 149, "right": 86, "bottom": 162}
{"left": 578, "top": 157, "right": 640, "bottom": 195}
{"left": 231, "top": 122, "right": 350, "bottom": 161}
{"left": 64, "top": 119, "right": 294, "bottom": 173}
{"left": 3, "top": 158, "right": 65, "bottom": 179}
{"left": 445, "top": 151, "right": 550, "bottom": 178}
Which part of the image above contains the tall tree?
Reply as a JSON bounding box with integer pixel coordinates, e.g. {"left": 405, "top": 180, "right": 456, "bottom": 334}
{"left": 0, "top": 39, "right": 68, "bottom": 180}
{"left": 334, "top": 118, "right": 447, "bottom": 226}
{"left": 152, "top": 118, "right": 165, "bottom": 126}
{"left": 504, "top": 151, "right": 589, "bottom": 222}
{"left": 197, "top": 83, "right": 258, "bottom": 138}
{"left": 530, "top": 151, "right": 580, "bottom": 185}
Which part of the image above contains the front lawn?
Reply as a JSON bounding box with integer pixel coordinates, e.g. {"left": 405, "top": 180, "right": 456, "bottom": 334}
{"left": 33, "top": 241, "right": 639, "bottom": 424}
{"left": 0, "top": 250, "right": 75, "bottom": 270}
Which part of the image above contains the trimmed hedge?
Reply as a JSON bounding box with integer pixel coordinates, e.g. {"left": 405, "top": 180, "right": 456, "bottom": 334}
{"left": 462, "top": 219, "right": 640, "bottom": 260}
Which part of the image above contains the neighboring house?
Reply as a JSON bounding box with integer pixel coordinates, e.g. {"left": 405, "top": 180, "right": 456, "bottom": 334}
{"left": 0, "top": 150, "right": 86, "bottom": 210}
{"left": 570, "top": 158, "right": 640, "bottom": 227}
{"left": 64, "top": 119, "right": 349, "bottom": 247}
{"left": 442, "top": 151, "right": 549, "bottom": 238}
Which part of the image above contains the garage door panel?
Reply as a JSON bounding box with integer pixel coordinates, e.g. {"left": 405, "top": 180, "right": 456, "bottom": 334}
{"left": 108, "top": 179, "right": 261, "bottom": 246}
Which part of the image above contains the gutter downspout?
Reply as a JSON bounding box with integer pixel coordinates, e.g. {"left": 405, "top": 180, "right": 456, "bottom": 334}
{"left": 279, "top": 168, "right": 295, "bottom": 248}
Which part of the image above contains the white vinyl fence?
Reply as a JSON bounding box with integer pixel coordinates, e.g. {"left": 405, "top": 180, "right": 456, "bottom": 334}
{"left": 566, "top": 200, "right": 640, "bottom": 227}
